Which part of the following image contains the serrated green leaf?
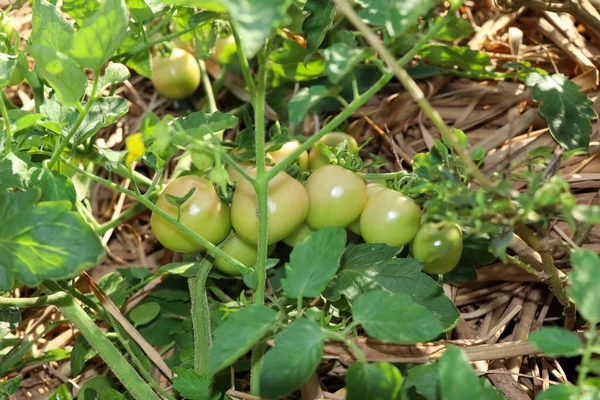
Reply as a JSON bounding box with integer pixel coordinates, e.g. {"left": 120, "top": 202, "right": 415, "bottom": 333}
{"left": 357, "top": 0, "right": 436, "bottom": 37}
{"left": 260, "top": 318, "right": 325, "bottom": 398}
{"left": 288, "top": 85, "right": 330, "bottom": 126}
{"left": 0, "top": 190, "right": 104, "bottom": 290}
{"left": 526, "top": 73, "right": 597, "bottom": 150}
{"left": 302, "top": 0, "right": 336, "bottom": 64}
{"left": 30, "top": 169, "right": 77, "bottom": 204}
{"left": 210, "top": 305, "right": 277, "bottom": 375}
{"left": 404, "top": 363, "right": 439, "bottom": 400}
{"left": 71, "top": 335, "right": 97, "bottom": 376}
{"left": 129, "top": 302, "right": 161, "bottom": 326}
{"left": 528, "top": 327, "right": 584, "bottom": 357}
{"left": 353, "top": 291, "right": 443, "bottom": 343}
{"left": 29, "top": 44, "right": 87, "bottom": 106}
{"left": 439, "top": 346, "right": 504, "bottom": 400}
{"left": 323, "top": 43, "right": 372, "bottom": 84}
{"left": 172, "top": 367, "right": 211, "bottom": 399}
{"left": 61, "top": 0, "right": 100, "bottom": 25}
{"left": 31, "top": 0, "right": 74, "bottom": 53}
{"left": 421, "top": 44, "right": 490, "bottom": 71}
{"left": 0, "top": 375, "right": 23, "bottom": 397}
{"left": 346, "top": 362, "right": 403, "bottom": 400}
{"left": 160, "top": 262, "right": 199, "bottom": 278}
{"left": 100, "top": 63, "right": 131, "bottom": 91}
{"left": 3, "top": 110, "right": 47, "bottom": 134}
{"left": 568, "top": 249, "right": 600, "bottom": 323}
{"left": 48, "top": 383, "right": 73, "bottom": 400}
{"left": 325, "top": 244, "right": 459, "bottom": 330}
{"left": 70, "top": 0, "right": 130, "bottom": 70}
{"left": 74, "top": 97, "right": 129, "bottom": 143}
{"left": 282, "top": 226, "right": 346, "bottom": 298}
{"left": 173, "top": 111, "right": 239, "bottom": 139}
{"left": 0, "top": 153, "right": 34, "bottom": 191}
{"left": 432, "top": 16, "right": 474, "bottom": 42}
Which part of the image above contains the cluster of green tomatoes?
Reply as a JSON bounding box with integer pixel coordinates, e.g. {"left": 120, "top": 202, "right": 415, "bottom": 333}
{"left": 150, "top": 132, "right": 464, "bottom": 277}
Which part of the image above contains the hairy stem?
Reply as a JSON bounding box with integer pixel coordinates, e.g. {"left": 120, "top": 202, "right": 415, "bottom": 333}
{"left": 0, "top": 90, "right": 13, "bottom": 156}
{"left": 189, "top": 258, "right": 213, "bottom": 376}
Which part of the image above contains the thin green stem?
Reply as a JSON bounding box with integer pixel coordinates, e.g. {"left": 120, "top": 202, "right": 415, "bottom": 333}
{"left": 111, "top": 25, "right": 197, "bottom": 61}
{"left": 48, "top": 73, "right": 100, "bottom": 169}
{"left": 578, "top": 323, "right": 598, "bottom": 385}
{"left": 147, "top": 8, "right": 176, "bottom": 37}
{"left": 0, "top": 292, "right": 68, "bottom": 307}
{"left": 189, "top": 258, "right": 213, "bottom": 377}
{"left": 207, "top": 279, "right": 235, "bottom": 303}
{"left": 360, "top": 172, "right": 406, "bottom": 180}
{"left": 220, "top": 150, "right": 255, "bottom": 184}
{"left": 75, "top": 201, "right": 101, "bottom": 231}
{"left": 62, "top": 159, "right": 249, "bottom": 273}
{"left": 96, "top": 203, "right": 146, "bottom": 236}
{"left": 0, "top": 90, "right": 13, "bottom": 156}
{"left": 199, "top": 59, "right": 218, "bottom": 113}
{"left": 266, "top": 0, "right": 462, "bottom": 181}
{"left": 325, "top": 331, "right": 367, "bottom": 364}
{"left": 296, "top": 297, "right": 303, "bottom": 319}
{"left": 250, "top": 49, "right": 270, "bottom": 396}
{"left": 231, "top": 24, "right": 256, "bottom": 101}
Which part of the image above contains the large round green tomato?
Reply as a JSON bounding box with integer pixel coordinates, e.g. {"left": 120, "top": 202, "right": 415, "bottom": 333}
{"left": 151, "top": 175, "right": 231, "bottom": 252}
{"left": 359, "top": 189, "right": 421, "bottom": 246}
{"left": 231, "top": 169, "right": 309, "bottom": 244}
{"left": 305, "top": 165, "right": 366, "bottom": 230}
{"left": 151, "top": 48, "right": 201, "bottom": 100}
{"left": 267, "top": 141, "right": 309, "bottom": 172}
{"left": 309, "top": 132, "right": 359, "bottom": 170}
{"left": 227, "top": 162, "right": 255, "bottom": 184}
{"left": 213, "top": 233, "right": 276, "bottom": 275}
{"left": 282, "top": 222, "right": 315, "bottom": 247}
{"left": 348, "top": 183, "right": 387, "bottom": 235}
{"left": 411, "top": 222, "right": 463, "bottom": 274}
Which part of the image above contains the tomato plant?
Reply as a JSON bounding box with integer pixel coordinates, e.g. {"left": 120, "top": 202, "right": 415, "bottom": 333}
{"left": 411, "top": 222, "right": 463, "bottom": 274}
{"left": 309, "top": 131, "right": 359, "bottom": 169}
{"left": 151, "top": 48, "right": 201, "bottom": 99}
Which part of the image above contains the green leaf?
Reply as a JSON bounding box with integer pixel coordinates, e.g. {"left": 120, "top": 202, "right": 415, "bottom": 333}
{"left": 99, "top": 63, "right": 131, "bottom": 91}
{"left": 61, "top": 0, "right": 100, "bottom": 25}
{"left": 404, "top": 363, "right": 439, "bottom": 400}
{"left": 28, "top": 44, "right": 87, "bottom": 106}
{"left": 173, "top": 111, "right": 239, "bottom": 139}
{"left": 0, "top": 307, "right": 21, "bottom": 340}
{"left": 528, "top": 327, "right": 584, "bottom": 357}
{"left": 432, "top": 16, "right": 474, "bottom": 42}
{"left": 172, "top": 367, "right": 211, "bottom": 399}
{"left": 357, "top": 0, "right": 436, "bottom": 37}
{"left": 30, "top": 169, "right": 77, "bottom": 204}
{"left": 323, "top": 43, "right": 371, "bottom": 84}
{"left": 3, "top": 110, "right": 47, "bottom": 134}
{"left": 48, "top": 384, "right": 73, "bottom": 400}
{"left": 282, "top": 226, "right": 346, "bottom": 298}
{"left": 526, "top": 73, "right": 597, "bottom": 150}
{"left": 31, "top": 0, "right": 74, "bottom": 54}
{"left": 270, "top": 40, "right": 326, "bottom": 82}
{"left": 572, "top": 205, "right": 600, "bottom": 224}
{"left": 568, "top": 249, "right": 600, "bottom": 322}
{"left": 210, "top": 304, "right": 277, "bottom": 375}
{"left": 302, "top": 0, "right": 336, "bottom": 64}
{"left": 0, "top": 375, "right": 23, "bottom": 397}
{"left": 125, "top": 0, "right": 153, "bottom": 22}
{"left": 326, "top": 244, "right": 459, "bottom": 330}
{"left": 421, "top": 44, "right": 490, "bottom": 71}
{"left": 439, "top": 346, "right": 504, "bottom": 400}
{"left": 79, "top": 376, "right": 115, "bottom": 400}
{"left": 120, "top": 33, "right": 152, "bottom": 78}
{"left": 260, "top": 318, "right": 325, "bottom": 398}
{"left": 129, "top": 302, "right": 161, "bottom": 326}
{"left": 0, "top": 153, "right": 34, "bottom": 191}
{"left": 0, "top": 55, "right": 17, "bottom": 88}
{"left": 71, "top": 97, "right": 129, "bottom": 144}
{"left": 71, "top": 335, "right": 97, "bottom": 376}
{"left": 288, "top": 85, "right": 330, "bottom": 126}
{"left": 536, "top": 384, "right": 581, "bottom": 400}
{"left": 353, "top": 291, "right": 443, "bottom": 343}
{"left": 0, "top": 190, "right": 104, "bottom": 290}
{"left": 160, "top": 261, "right": 199, "bottom": 278}
{"left": 346, "top": 362, "right": 403, "bottom": 400}
{"left": 70, "top": 0, "right": 130, "bottom": 70}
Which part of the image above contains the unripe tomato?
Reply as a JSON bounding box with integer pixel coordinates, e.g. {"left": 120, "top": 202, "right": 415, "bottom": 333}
{"left": 0, "top": 12, "right": 17, "bottom": 45}
{"left": 282, "top": 222, "right": 314, "bottom": 247}
{"left": 151, "top": 48, "right": 201, "bottom": 100}
{"left": 191, "top": 149, "right": 214, "bottom": 172}
{"left": 305, "top": 165, "right": 366, "bottom": 230}
{"left": 227, "top": 161, "right": 255, "bottom": 184}
{"left": 231, "top": 169, "right": 309, "bottom": 244}
{"left": 212, "top": 35, "right": 236, "bottom": 64}
{"left": 213, "top": 233, "right": 276, "bottom": 275}
{"left": 309, "top": 132, "right": 359, "bottom": 170}
{"left": 267, "top": 140, "right": 309, "bottom": 172}
{"left": 359, "top": 189, "right": 421, "bottom": 246}
{"left": 151, "top": 175, "right": 231, "bottom": 252}
{"left": 411, "top": 222, "right": 463, "bottom": 274}
{"left": 348, "top": 183, "right": 387, "bottom": 235}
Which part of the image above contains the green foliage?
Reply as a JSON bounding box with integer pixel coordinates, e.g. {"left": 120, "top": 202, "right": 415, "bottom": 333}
{"left": 129, "top": 302, "right": 161, "bottom": 326}
{"left": 568, "top": 249, "right": 600, "bottom": 323}
{"left": 529, "top": 327, "right": 584, "bottom": 357}
{"left": 0, "top": 375, "right": 22, "bottom": 397}
{"left": 71, "top": 335, "right": 97, "bottom": 376}
{"left": 346, "top": 362, "right": 403, "bottom": 400}
{"left": 357, "top": 0, "right": 437, "bottom": 37}
{"left": 302, "top": 0, "right": 336, "bottom": 64}
{"left": 172, "top": 367, "right": 211, "bottom": 399}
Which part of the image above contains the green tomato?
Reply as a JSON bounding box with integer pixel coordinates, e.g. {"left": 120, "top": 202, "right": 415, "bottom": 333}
{"left": 151, "top": 175, "right": 231, "bottom": 252}
{"left": 411, "top": 222, "right": 463, "bottom": 275}
{"left": 282, "top": 222, "right": 315, "bottom": 247}
{"left": 305, "top": 164, "right": 366, "bottom": 230}
{"left": 212, "top": 35, "right": 236, "bottom": 64}
{"left": 213, "top": 233, "right": 276, "bottom": 275}
{"left": 191, "top": 149, "right": 214, "bottom": 172}
{"left": 267, "top": 140, "right": 309, "bottom": 172}
{"left": 309, "top": 132, "right": 359, "bottom": 170}
{"left": 359, "top": 189, "right": 421, "bottom": 246}
{"left": 348, "top": 183, "right": 387, "bottom": 235}
{"left": 227, "top": 161, "right": 255, "bottom": 184}
{"left": 151, "top": 48, "right": 201, "bottom": 100}
{"left": 0, "top": 12, "right": 17, "bottom": 45}
{"left": 231, "top": 168, "right": 309, "bottom": 244}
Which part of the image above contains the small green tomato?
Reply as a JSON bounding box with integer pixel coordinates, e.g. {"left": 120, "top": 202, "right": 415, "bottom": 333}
{"left": 213, "top": 233, "right": 276, "bottom": 275}
{"left": 151, "top": 48, "right": 201, "bottom": 100}
{"left": 282, "top": 222, "right": 315, "bottom": 247}
{"left": 348, "top": 183, "right": 387, "bottom": 235}
{"left": 309, "top": 132, "right": 359, "bottom": 170}
{"left": 267, "top": 140, "right": 310, "bottom": 172}
{"left": 411, "top": 222, "right": 463, "bottom": 275}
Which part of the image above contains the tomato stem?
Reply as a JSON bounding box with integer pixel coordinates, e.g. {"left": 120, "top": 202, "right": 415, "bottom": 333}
{"left": 189, "top": 258, "right": 213, "bottom": 377}
{"left": 198, "top": 59, "right": 218, "bottom": 114}
{"left": 0, "top": 90, "right": 12, "bottom": 156}
{"left": 231, "top": 23, "right": 257, "bottom": 101}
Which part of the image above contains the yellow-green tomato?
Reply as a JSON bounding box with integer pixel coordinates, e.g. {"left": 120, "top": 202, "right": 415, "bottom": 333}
{"left": 309, "top": 132, "right": 359, "bottom": 170}
{"left": 282, "top": 222, "right": 315, "bottom": 247}
{"left": 227, "top": 161, "right": 255, "bottom": 184}
{"left": 359, "top": 189, "right": 421, "bottom": 247}
{"left": 151, "top": 175, "right": 231, "bottom": 252}
{"left": 305, "top": 165, "right": 366, "bottom": 230}
{"left": 212, "top": 35, "right": 236, "bottom": 63}
{"left": 231, "top": 169, "right": 309, "bottom": 244}
{"left": 348, "top": 183, "right": 387, "bottom": 235}
{"left": 151, "top": 48, "right": 201, "bottom": 100}
{"left": 213, "top": 233, "right": 276, "bottom": 275}
{"left": 411, "top": 222, "right": 463, "bottom": 275}
{"left": 267, "top": 140, "right": 310, "bottom": 172}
